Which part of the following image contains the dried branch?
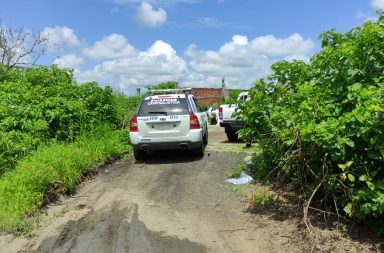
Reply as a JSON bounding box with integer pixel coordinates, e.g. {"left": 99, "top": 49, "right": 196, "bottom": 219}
{"left": 0, "top": 24, "right": 49, "bottom": 69}
{"left": 303, "top": 153, "right": 328, "bottom": 233}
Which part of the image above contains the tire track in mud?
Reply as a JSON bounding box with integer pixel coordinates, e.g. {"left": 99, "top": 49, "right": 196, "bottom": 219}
{"left": 35, "top": 202, "right": 206, "bottom": 253}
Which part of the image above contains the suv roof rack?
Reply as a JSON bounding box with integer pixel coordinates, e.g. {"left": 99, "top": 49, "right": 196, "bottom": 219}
{"left": 149, "top": 88, "right": 192, "bottom": 95}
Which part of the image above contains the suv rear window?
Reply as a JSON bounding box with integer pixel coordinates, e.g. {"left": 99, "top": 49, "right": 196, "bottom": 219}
{"left": 137, "top": 97, "right": 190, "bottom": 116}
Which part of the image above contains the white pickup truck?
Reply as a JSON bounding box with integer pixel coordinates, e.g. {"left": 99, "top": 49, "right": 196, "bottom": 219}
{"left": 218, "top": 92, "right": 249, "bottom": 141}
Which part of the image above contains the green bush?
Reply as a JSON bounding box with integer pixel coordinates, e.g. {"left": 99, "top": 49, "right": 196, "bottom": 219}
{"left": 0, "top": 64, "right": 142, "bottom": 233}
{"left": 238, "top": 14, "right": 384, "bottom": 224}
{"left": 0, "top": 65, "right": 128, "bottom": 172}
{"left": 0, "top": 125, "right": 130, "bottom": 233}
{"left": 113, "top": 92, "right": 144, "bottom": 128}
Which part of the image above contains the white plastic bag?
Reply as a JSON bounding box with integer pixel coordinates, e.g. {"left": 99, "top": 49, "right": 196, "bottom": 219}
{"left": 225, "top": 172, "right": 253, "bottom": 185}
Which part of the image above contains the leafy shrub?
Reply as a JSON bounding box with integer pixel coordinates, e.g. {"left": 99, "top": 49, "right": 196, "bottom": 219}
{"left": 0, "top": 64, "right": 142, "bottom": 233}
{"left": 113, "top": 92, "right": 143, "bottom": 128}
{"left": 0, "top": 65, "right": 133, "bottom": 172}
{"left": 251, "top": 192, "right": 274, "bottom": 206}
{"left": 238, "top": 14, "right": 384, "bottom": 223}
{"left": 145, "top": 81, "right": 178, "bottom": 92}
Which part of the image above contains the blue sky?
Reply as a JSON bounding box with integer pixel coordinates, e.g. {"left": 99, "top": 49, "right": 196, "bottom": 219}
{"left": 1, "top": 0, "right": 383, "bottom": 94}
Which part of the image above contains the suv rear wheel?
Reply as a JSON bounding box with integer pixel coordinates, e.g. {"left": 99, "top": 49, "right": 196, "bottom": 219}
{"left": 225, "top": 128, "right": 238, "bottom": 141}
{"left": 203, "top": 128, "right": 208, "bottom": 145}
{"left": 192, "top": 141, "right": 205, "bottom": 156}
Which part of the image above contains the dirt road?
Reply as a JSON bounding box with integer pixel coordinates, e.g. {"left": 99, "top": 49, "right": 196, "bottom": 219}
{"left": 4, "top": 125, "right": 375, "bottom": 253}
{"left": 1, "top": 125, "right": 301, "bottom": 253}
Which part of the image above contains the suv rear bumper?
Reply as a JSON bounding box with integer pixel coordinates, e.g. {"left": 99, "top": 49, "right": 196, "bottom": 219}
{"left": 132, "top": 140, "right": 201, "bottom": 151}
{"left": 130, "top": 129, "right": 203, "bottom": 151}
{"left": 219, "top": 120, "right": 244, "bottom": 130}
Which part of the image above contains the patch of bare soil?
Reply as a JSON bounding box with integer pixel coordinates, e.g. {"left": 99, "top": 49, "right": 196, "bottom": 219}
{"left": 244, "top": 182, "right": 383, "bottom": 253}
{"left": 0, "top": 125, "right": 381, "bottom": 253}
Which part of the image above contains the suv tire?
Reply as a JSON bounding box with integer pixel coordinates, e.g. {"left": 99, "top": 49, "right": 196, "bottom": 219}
{"left": 192, "top": 141, "right": 205, "bottom": 156}
{"left": 203, "top": 128, "right": 208, "bottom": 145}
{"left": 133, "top": 149, "right": 146, "bottom": 161}
{"left": 226, "top": 129, "right": 238, "bottom": 141}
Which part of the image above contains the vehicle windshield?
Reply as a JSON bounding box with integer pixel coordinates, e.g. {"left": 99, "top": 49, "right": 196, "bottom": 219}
{"left": 138, "top": 97, "right": 189, "bottom": 116}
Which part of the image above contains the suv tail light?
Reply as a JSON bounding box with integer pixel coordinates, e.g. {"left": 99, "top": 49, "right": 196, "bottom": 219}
{"left": 219, "top": 107, "right": 223, "bottom": 120}
{"left": 130, "top": 117, "right": 138, "bottom": 132}
{"left": 190, "top": 114, "right": 200, "bottom": 130}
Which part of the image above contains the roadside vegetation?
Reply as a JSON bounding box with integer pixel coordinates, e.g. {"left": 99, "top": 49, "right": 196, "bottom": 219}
{"left": 221, "top": 89, "right": 244, "bottom": 105}
{"left": 0, "top": 65, "right": 141, "bottom": 233}
{"left": 0, "top": 126, "right": 130, "bottom": 233}
{"left": 0, "top": 65, "right": 122, "bottom": 172}
{"left": 238, "top": 12, "right": 384, "bottom": 234}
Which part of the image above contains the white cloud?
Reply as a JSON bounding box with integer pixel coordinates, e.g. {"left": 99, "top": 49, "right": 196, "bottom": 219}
{"left": 184, "top": 34, "right": 314, "bottom": 88}
{"left": 84, "top": 33, "right": 137, "bottom": 60}
{"left": 53, "top": 54, "right": 84, "bottom": 69}
{"left": 185, "top": 43, "right": 273, "bottom": 88}
{"left": 372, "top": 0, "right": 384, "bottom": 9}
{"left": 249, "top": 33, "right": 314, "bottom": 56}
{"left": 42, "top": 26, "right": 81, "bottom": 50}
{"left": 76, "top": 66, "right": 116, "bottom": 86}
{"left": 51, "top": 30, "right": 314, "bottom": 95}
{"left": 135, "top": 2, "right": 167, "bottom": 28}
{"left": 147, "top": 40, "right": 176, "bottom": 58}
{"left": 232, "top": 35, "right": 248, "bottom": 45}
{"left": 76, "top": 40, "right": 187, "bottom": 93}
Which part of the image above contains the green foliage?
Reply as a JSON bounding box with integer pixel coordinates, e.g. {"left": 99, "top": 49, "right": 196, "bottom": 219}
{"left": 112, "top": 92, "right": 144, "bottom": 127}
{"left": 0, "top": 65, "right": 130, "bottom": 172}
{"left": 221, "top": 89, "right": 244, "bottom": 105}
{"left": 249, "top": 151, "right": 273, "bottom": 180}
{"left": 229, "top": 185, "right": 240, "bottom": 192}
{"left": 145, "top": 81, "right": 178, "bottom": 92}
{"left": 0, "top": 125, "right": 130, "bottom": 233}
{"left": 0, "top": 65, "right": 140, "bottom": 233}
{"left": 228, "top": 164, "right": 245, "bottom": 178}
{"left": 211, "top": 103, "right": 219, "bottom": 110}
{"left": 198, "top": 104, "right": 208, "bottom": 112}
{"left": 251, "top": 189, "right": 275, "bottom": 206}
{"left": 238, "top": 15, "right": 384, "bottom": 223}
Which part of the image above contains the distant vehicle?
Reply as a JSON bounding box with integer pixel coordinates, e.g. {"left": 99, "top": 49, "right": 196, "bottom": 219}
{"left": 218, "top": 92, "right": 249, "bottom": 141}
{"left": 129, "top": 89, "right": 208, "bottom": 160}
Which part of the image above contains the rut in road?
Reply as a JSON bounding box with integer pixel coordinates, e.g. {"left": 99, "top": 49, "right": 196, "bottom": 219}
{"left": 37, "top": 201, "right": 206, "bottom": 253}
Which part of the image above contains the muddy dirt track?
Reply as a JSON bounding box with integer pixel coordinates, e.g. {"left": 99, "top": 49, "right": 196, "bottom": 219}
{"left": 1, "top": 125, "right": 381, "bottom": 253}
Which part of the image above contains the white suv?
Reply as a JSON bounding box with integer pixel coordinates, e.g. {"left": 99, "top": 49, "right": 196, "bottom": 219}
{"left": 129, "top": 89, "right": 208, "bottom": 160}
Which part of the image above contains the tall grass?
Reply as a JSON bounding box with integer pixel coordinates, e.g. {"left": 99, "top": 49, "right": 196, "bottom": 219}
{"left": 0, "top": 125, "right": 130, "bottom": 233}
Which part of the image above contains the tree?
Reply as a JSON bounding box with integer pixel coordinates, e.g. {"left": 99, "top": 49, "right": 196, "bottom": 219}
{"left": 0, "top": 24, "right": 49, "bottom": 69}
{"left": 145, "top": 81, "right": 178, "bottom": 91}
